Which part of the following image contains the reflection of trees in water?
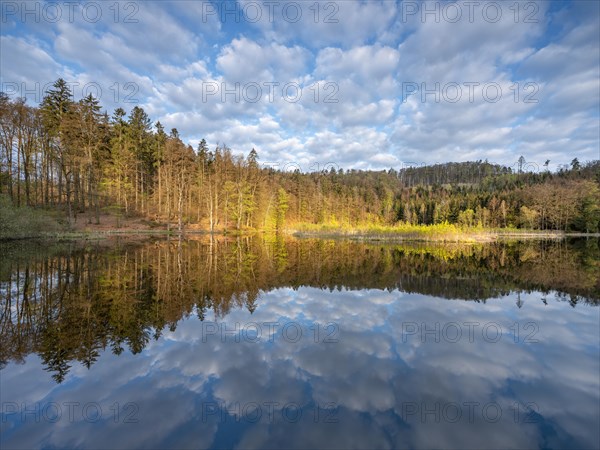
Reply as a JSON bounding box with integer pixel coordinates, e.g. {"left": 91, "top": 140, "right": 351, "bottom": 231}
{"left": 1, "top": 237, "right": 598, "bottom": 382}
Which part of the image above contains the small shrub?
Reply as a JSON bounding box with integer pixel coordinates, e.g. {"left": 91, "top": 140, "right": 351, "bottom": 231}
{"left": 0, "top": 195, "right": 64, "bottom": 240}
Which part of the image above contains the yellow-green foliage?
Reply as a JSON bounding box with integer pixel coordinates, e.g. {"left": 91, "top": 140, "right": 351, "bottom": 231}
{"left": 293, "top": 221, "right": 491, "bottom": 242}
{"left": 388, "top": 242, "right": 485, "bottom": 261}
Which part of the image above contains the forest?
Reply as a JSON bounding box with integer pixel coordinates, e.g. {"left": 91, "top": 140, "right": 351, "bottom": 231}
{"left": 1, "top": 79, "right": 599, "bottom": 236}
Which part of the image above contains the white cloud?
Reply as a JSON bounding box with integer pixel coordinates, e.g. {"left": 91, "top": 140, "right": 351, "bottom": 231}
{"left": 1, "top": 0, "right": 598, "bottom": 169}
{"left": 216, "top": 37, "right": 311, "bottom": 84}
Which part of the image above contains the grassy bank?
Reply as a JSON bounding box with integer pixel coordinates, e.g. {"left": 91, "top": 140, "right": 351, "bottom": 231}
{"left": 0, "top": 196, "right": 65, "bottom": 240}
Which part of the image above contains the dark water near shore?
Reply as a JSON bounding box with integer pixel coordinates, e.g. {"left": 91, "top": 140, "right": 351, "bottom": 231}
{"left": 1, "top": 237, "right": 599, "bottom": 449}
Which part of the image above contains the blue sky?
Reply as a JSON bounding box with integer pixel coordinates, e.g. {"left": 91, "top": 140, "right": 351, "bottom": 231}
{"left": 1, "top": 0, "right": 599, "bottom": 171}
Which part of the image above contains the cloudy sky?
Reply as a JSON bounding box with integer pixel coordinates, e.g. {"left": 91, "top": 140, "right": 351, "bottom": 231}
{"left": 1, "top": 0, "right": 599, "bottom": 170}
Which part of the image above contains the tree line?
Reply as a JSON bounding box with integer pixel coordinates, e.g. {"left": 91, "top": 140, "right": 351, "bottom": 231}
{"left": 1, "top": 79, "right": 599, "bottom": 233}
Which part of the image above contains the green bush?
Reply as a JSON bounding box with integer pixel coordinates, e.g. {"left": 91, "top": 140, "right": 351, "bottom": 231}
{"left": 0, "top": 195, "right": 64, "bottom": 240}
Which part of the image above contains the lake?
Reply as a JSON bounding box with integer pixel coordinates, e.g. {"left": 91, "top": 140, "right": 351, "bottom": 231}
{"left": 1, "top": 237, "right": 599, "bottom": 449}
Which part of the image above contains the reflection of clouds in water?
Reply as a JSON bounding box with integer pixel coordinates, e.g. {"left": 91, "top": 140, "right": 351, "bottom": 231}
{"left": 1, "top": 351, "right": 216, "bottom": 449}
{"left": 1, "top": 288, "right": 598, "bottom": 449}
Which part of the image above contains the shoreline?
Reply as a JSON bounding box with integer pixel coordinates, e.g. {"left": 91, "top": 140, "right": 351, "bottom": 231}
{"left": 2, "top": 228, "right": 599, "bottom": 243}
{"left": 290, "top": 230, "right": 599, "bottom": 243}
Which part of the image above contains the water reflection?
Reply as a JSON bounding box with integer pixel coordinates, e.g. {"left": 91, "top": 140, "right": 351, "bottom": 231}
{"left": 1, "top": 237, "right": 599, "bottom": 449}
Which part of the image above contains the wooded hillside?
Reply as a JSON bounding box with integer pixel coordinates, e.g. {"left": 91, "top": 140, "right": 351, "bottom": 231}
{"left": 1, "top": 79, "right": 599, "bottom": 233}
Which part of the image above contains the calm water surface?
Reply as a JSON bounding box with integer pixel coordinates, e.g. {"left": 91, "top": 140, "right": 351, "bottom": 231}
{"left": 1, "top": 237, "right": 599, "bottom": 449}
